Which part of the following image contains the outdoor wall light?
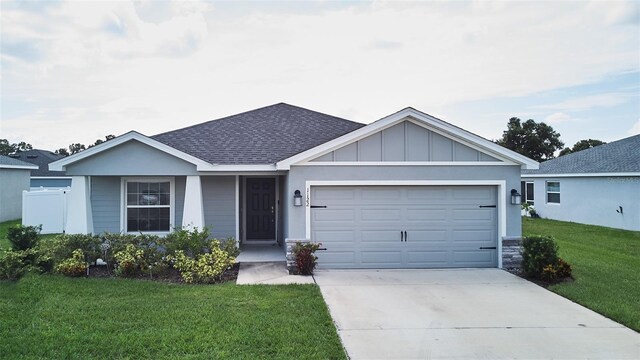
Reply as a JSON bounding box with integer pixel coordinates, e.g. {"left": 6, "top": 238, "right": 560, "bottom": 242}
{"left": 510, "top": 189, "right": 522, "bottom": 205}
{"left": 293, "top": 190, "right": 303, "bottom": 207}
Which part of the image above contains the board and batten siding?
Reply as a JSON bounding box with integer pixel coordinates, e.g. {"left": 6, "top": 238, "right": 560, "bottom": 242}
{"left": 310, "top": 121, "right": 501, "bottom": 163}
{"left": 91, "top": 176, "right": 187, "bottom": 234}
{"left": 202, "top": 176, "right": 236, "bottom": 239}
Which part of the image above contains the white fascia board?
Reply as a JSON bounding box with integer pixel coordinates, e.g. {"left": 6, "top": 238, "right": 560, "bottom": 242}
{"left": 276, "top": 107, "right": 539, "bottom": 170}
{"left": 297, "top": 161, "right": 514, "bottom": 166}
{"left": 522, "top": 172, "right": 640, "bottom": 178}
{"left": 49, "top": 131, "right": 213, "bottom": 171}
{"left": 31, "top": 176, "right": 73, "bottom": 179}
{"left": 0, "top": 164, "right": 39, "bottom": 170}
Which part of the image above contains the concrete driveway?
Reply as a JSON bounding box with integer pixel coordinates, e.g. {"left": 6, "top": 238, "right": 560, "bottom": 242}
{"left": 314, "top": 269, "right": 640, "bottom": 359}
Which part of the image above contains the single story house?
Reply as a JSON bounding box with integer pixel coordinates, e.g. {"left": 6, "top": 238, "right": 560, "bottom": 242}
{"left": 50, "top": 103, "right": 538, "bottom": 269}
{"left": 9, "top": 149, "right": 71, "bottom": 189}
{"left": 0, "top": 155, "right": 38, "bottom": 222}
{"left": 522, "top": 134, "right": 639, "bottom": 231}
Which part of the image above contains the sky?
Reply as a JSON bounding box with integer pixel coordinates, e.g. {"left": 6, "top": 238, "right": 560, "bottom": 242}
{"left": 1, "top": 0, "right": 639, "bottom": 152}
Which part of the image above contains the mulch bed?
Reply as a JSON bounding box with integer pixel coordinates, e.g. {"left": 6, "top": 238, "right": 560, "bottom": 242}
{"left": 508, "top": 268, "right": 574, "bottom": 288}
{"left": 86, "top": 263, "right": 240, "bottom": 284}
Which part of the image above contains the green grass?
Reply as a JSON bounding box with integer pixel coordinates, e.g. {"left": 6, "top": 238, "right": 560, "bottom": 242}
{"left": 0, "top": 275, "right": 345, "bottom": 359}
{"left": 0, "top": 219, "right": 21, "bottom": 250}
{"left": 523, "top": 217, "right": 640, "bottom": 332}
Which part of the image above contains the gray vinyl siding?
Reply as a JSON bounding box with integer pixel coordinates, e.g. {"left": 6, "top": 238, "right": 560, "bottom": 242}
{"left": 0, "top": 169, "right": 30, "bottom": 222}
{"left": 91, "top": 177, "right": 121, "bottom": 234}
{"left": 310, "top": 121, "right": 501, "bottom": 163}
{"left": 202, "top": 176, "right": 236, "bottom": 239}
{"left": 66, "top": 140, "right": 198, "bottom": 176}
{"left": 287, "top": 165, "right": 522, "bottom": 239}
{"left": 30, "top": 178, "right": 72, "bottom": 188}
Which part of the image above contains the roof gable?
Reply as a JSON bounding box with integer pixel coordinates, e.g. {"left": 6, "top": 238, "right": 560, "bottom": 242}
{"left": 277, "top": 108, "right": 539, "bottom": 169}
{"left": 152, "top": 103, "right": 364, "bottom": 165}
{"left": 308, "top": 120, "right": 503, "bottom": 163}
{"left": 523, "top": 134, "right": 640, "bottom": 176}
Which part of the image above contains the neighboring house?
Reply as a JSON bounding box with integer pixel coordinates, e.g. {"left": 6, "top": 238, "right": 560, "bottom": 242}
{"left": 522, "top": 135, "right": 640, "bottom": 231}
{"left": 9, "top": 149, "right": 71, "bottom": 189}
{"left": 0, "top": 155, "right": 38, "bottom": 222}
{"left": 50, "top": 103, "right": 538, "bottom": 269}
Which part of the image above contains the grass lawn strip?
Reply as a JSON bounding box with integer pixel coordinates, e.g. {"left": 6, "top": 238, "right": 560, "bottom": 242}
{"left": 523, "top": 217, "right": 640, "bottom": 332}
{"left": 0, "top": 275, "right": 346, "bottom": 359}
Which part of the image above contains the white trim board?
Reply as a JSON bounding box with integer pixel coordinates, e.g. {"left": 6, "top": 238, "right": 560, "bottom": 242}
{"left": 523, "top": 172, "right": 640, "bottom": 178}
{"left": 297, "top": 161, "right": 514, "bottom": 167}
{"left": 0, "top": 164, "right": 39, "bottom": 170}
{"left": 303, "top": 180, "right": 508, "bottom": 268}
{"left": 277, "top": 108, "right": 538, "bottom": 170}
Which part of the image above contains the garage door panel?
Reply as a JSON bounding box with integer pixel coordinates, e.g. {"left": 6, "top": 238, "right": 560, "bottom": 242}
{"left": 313, "top": 230, "right": 355, "bottom": 243}
{"left": 406, "top": 208, "right": 447, "bottom": 221}
{"left": 312, "top": 185, "right": 498, "bottom": 269}
{"left": 406, "top": 251, "right": 449, "bottom": 266}
{"left": 360, "top": 208, "right": 401, "bottom": 221}
{"left": 361, "top": 230, "right": 402, "bottom": 243}
{"left": 360, "top": 251, "right": 402, "bottom": 266}
{"left": 313, "top": 209, "right": 355, "bottom": 221}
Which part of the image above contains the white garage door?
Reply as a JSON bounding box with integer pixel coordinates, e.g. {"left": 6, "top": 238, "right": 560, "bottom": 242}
{"left": 310, "top": 185, "right": 498, "bottom": 269}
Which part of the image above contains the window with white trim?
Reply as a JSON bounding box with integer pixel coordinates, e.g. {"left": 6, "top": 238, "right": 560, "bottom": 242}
{"left": 520, "top": 181, "right": 535, "bottom": 205}
{"left": 125, "top": 180, "right": 172, "bottom": 232}
{"left": 546, "top": 181, "right": 560, "bottom": 204}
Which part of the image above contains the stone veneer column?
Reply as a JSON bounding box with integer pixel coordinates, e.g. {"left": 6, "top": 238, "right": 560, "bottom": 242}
{"left": 502, "top": 237, "right": 523, "bottom": 271}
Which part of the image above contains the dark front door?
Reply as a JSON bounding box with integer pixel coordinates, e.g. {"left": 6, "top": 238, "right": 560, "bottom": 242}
{"left": 246, "top": 178, "right": 276, "bottom": 241}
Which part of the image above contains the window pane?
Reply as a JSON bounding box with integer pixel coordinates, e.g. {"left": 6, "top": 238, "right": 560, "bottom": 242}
{"left": 126, "top": 206, "right": 170, "bottom": 232}
{"left": 159, "top": 182, "right": 170, "bottom": 193}
{"left": 526, "top": 183, "right": 534, "bottom": 201}
{"left": 547, "top": 193, "right": 560, "bottom": 203}
{"left": 520, "top": 181, "right": 526, "bottom": 199}
{"left": 546, "top": 182, "right": 560, "bottom": 192}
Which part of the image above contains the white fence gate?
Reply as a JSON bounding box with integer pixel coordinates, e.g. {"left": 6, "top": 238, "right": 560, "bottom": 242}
{"left": 22, "top": 188, "right": 70, "bottom": 234}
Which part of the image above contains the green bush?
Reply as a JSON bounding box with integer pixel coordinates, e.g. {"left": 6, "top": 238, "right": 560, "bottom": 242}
{"left": 219, "top": 237, "right": 240, "bottom": 258}
{"left": 37, "top": 234, "right": 102, "bottom": 270}
{"left": 522, "top": 235, "right": 559, "bottom": 278}
{"left": 7, "top": 225, "right": 41, "bottom": 250}
{"left": 114, "top": 244, "right": 144, "bottom": 277}
{"left": 0, "top": 249, "right": 30, "bottom": 280}
{"left": 293, "top": 242, "right": 321, "bottom": 275}
{"left": 159, "top": 227, "right": 211, "bottom": 257}
{"left": 55, "top": 249, "right": 87, "bottom": 277}
{"left": 170, "top": 241, "right": 235, "bottom": 284}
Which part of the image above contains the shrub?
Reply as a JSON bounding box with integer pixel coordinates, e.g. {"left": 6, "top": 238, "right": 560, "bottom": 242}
{"left": 38, "top": 234, "right": 102, "bottom": 270}
{"left": 55, "top": 249, "right": 87, "bottom": 277}
{"left": 170, "top": 241, "right": 235, "bottom": 284}
{"left": 114, "top": 244, "right": 144, "bottom": 277}
{"left": 293, "top": 242, "right": 321, "bottom": 275}
{"left": 555, "top": 257, "right": 572, "bottom": 279}
{"left": 219, "top": 237, "right": 240, "bottom": 258}
{"left": 7, "top": 225, "right": 41, "bottom": 250}
{"left": 159, "top": 227, "right": 211, "bottom": 257}
{"left": 0, "top": 249, "right": 29, "bottom": 280}
{"left": 522, "top": 235, "right": 558, "bottom": 278}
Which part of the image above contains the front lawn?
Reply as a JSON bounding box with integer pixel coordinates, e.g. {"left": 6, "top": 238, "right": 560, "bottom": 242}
{"left": 0, "top": 219, "right": 20, "bottom": 250}
{"left": 0, "top": 275, "right": 345, "bottom": 359}
{"left": 523, "top": 217, "right": 640, "bottom": 332}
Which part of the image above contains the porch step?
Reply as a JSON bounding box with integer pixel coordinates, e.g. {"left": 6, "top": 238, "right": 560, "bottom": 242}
{"left": 236, "top": 262, "right": 315, "bottom": 285}
{"left": 236, "top": 244, "right": 285, "bottom": 263}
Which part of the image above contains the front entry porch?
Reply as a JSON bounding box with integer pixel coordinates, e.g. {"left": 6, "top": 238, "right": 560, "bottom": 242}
{"left": 236, "top": 243, "right": 285, "bottom": 262}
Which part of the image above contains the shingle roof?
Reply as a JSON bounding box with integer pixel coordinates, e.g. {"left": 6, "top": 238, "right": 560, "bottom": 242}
{"left": 0, "top": 154, "right": 38, "bottom": 169}
{"left": 9, "top": 149, "right": 67, "bottom": 176}
{"left": 522, "top": 135, "right": 640, "bottom": 175}
{"left": 151, "top": 103, "right": 365, "bottom": 164}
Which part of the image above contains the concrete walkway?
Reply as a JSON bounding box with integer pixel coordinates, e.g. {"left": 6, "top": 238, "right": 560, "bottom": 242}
{"left": 314, "top": 269, "right": 640, "bottom": 359}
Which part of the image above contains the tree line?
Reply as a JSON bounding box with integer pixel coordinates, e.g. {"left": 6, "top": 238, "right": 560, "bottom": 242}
{"left": 2, "top": 118, "right": 606, "bottom": 161}
{"left": 0, "top": 135, "right": 115, "bottom": 156}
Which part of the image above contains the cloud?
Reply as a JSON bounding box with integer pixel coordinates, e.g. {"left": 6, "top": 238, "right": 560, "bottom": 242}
{"left": 629, "top": 119, "right": 640, "bottom": 135}
{"left": 535, "top": 92, "right": 633, "bottom": 112}
{"left": 544, "top": 112, "right": 573, "bottom": 124}
{"left": 0, "top": 1, "right": 638, "bottom": 149}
